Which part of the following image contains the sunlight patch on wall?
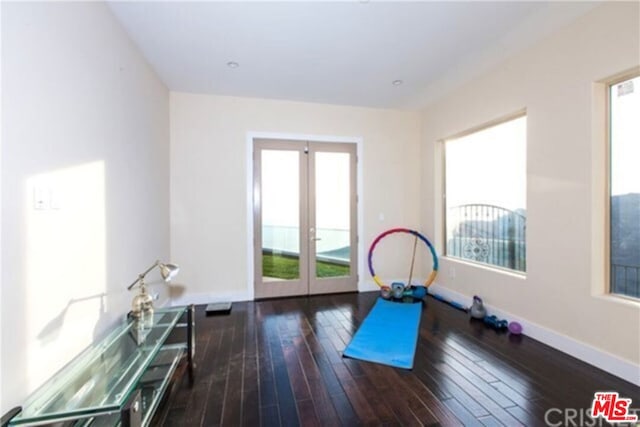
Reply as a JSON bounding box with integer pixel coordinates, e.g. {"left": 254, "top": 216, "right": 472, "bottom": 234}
{"left": 25, "top": 161, "right": 106, "bottom": 392}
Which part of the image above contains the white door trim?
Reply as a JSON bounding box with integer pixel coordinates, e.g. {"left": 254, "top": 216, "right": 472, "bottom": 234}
{"left": 246, "top": 131, "right": 364, "bottom": 300}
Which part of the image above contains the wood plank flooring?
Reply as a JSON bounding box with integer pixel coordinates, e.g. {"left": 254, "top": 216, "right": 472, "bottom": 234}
{"left": 154, "top": 292, "right": 640, "bottom": 426}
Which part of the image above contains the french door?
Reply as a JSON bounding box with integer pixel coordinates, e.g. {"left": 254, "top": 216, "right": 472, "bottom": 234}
{"left": 253, "top": 139, "right": 357, "bottom": 298}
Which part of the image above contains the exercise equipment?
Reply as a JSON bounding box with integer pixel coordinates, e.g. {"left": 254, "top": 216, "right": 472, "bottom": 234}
{"left": 427, "top": 291, "right": 468, "bottom": 312}
{"left": 484, "top": 315, "right": 508, "bottom": 330}
{"left": 508, "top": 321, "right": 523, "bottom": 335}
{"left": 380, "top": 286, "right": 392, "bottom": 300}
{"left": 469, "top": 296, "right": 487, "bottom": 319}
{"left": 368, "top": 228, "right": 439, "bottom": 295}
{"left": 407, "top": 234, "right": 419, "bottom": 290}
{"left": 411, "top": 285, "right": 427, "bottom": 299}
{"left": 343, "top": 298, "right": 422, "bottom": 369}
{"left": 391, "top": 282, "right": 405, "bottom": 299}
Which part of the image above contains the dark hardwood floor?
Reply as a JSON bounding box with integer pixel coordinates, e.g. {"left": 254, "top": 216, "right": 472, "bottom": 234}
{"left": 154, "top": 292, "right": 640, "bottom": 426}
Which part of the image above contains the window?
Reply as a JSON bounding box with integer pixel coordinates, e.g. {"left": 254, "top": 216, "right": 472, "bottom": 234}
{"left": 444, "top": 114, "right": 527, "bottom": 272}
{"left": 609, "top": 74, "right": 640, "bottom": 299}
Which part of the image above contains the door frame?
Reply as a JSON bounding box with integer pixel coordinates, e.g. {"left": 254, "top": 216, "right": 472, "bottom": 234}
{"left": 246, "top": 131, "right": 364, "bottom": 300}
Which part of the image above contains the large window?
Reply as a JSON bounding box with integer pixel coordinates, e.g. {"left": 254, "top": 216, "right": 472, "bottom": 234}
{"left": 444, "top": 114, "right": 527, "bottom": 272}
{"left": 609, "top": 74, "right": 640, "bottom": 299}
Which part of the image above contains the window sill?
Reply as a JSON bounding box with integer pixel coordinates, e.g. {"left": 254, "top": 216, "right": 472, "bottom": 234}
{"left": 593, "top": 293, "right": 640, "bottom": 307}
{"left": 442, "top": 255, "right": 527, "bottom": 280}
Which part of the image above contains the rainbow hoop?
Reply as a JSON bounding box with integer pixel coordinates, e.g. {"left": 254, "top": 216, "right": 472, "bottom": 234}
{"left": 368, "top": 228, "right": 439, "bottom": 289}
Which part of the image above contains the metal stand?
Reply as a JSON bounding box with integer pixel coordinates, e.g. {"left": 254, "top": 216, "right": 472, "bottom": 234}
{"left": 205, "top": 302, "right": 232, "bottom": 315}
{"left": 1, "top": 407, "right": 21, "bottom": 427}
{"left": 187, "top": 304, "right": 196, "bottom": 384}
{"left": 120, "top": 389, "right": 142, "bottom": 427}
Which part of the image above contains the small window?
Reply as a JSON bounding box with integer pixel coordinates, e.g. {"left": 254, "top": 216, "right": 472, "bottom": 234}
{"left": 609, "top": 74, "right": 640, "bottom": 299}
{"left": 444, "top": 114, "right": 527, "bottom": 273}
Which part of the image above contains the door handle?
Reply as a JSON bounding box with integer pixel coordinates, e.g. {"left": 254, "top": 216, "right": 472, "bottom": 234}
{"left": 309, "top": 228, "right": 321, "bottom": 241}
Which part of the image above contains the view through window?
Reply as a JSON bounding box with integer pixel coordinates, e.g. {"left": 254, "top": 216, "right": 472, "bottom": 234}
{"left": 609, "top": 74, "right": 640, "bottom": 299}
{"left": 445, "top": 115, "right": 527, "bottom": 272}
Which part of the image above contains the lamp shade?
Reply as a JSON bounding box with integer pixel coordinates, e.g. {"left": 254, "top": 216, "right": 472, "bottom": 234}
{"left": 159, "top": 262, "right": 179, "bottom": 282}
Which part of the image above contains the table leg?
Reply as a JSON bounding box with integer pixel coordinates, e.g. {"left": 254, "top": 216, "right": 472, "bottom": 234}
{"left": 187, "top": 304, "right": 196, "bottom": 384}
{"left": 120, "top": 389, "right": 142, "bottom": 427}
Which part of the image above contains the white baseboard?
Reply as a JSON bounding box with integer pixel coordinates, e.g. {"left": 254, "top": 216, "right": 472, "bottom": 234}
{"left": 428, "top": 283, "right": 640, "bottom": 386}
{"left": 170, "top": 290, "right": 253, "bottom": 307}
{"left": 176, "top": 280, "right": 378, "bottom": 305}
{"left": 176, "top": 284, "right": 381, "bottom": 304}
{"left": 359, "top": 279, "right": 380, "bottom": 292}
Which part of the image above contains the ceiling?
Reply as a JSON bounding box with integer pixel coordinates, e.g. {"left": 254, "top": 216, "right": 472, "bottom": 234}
{"left": 107, "top": 1, "right": 598, "bottom": 110}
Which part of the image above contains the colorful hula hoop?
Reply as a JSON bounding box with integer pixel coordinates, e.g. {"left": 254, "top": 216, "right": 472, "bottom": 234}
{"left": 368, "top": 228, "right": 439, "bottom": 288}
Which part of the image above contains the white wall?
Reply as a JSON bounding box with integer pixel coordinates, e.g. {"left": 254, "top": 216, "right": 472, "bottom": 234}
{"left": 170, "top": 93, "right": 421, "bottom": 303}
{"left": 1, "top": 2, "right": 170, "bottom": 411}
{"left": 420, "top": 2, "right": 640, "bottom": 382}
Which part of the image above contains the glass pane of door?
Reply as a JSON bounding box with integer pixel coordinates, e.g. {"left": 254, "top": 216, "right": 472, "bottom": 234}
{"left": 314, "top": 152, "right": 351, "bottom": 278}
{"left": 261, "top": 150, "right": 300, "bottom": 281}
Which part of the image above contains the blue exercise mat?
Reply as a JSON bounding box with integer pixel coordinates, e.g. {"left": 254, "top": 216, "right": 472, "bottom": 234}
{"left": 343, "top": 298, "right": 422, "bottom": 369}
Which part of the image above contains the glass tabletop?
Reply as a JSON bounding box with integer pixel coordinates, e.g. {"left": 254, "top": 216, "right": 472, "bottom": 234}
{"left": 10, "top": 307, "right": 186, "bottom": 425}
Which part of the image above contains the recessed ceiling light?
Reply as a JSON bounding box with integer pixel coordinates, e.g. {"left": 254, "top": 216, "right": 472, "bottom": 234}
{"left": 392, "top": 79, "right": 403, "bottom": 86}
{"left": 227, "top": 61, "right": 239, "bottom": 68}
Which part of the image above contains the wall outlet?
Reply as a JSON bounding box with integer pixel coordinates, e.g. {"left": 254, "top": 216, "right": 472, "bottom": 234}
{"left": 33, "top": 187, "right": 49, "bottom": 210}
{"left": 449, "top": 267, "right": 456, "bottom": 279}
{"left": 49, "top": 188, "right": 61, "bottom": 209}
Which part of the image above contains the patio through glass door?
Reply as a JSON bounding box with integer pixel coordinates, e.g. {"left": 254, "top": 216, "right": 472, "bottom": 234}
{"left": 253, "top": 139, "right": 357, "bottom": 299}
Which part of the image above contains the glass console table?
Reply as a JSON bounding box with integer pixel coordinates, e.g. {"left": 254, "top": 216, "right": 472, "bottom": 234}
{"left": 2, "top": 305, "right": 195, "bottom": 427}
